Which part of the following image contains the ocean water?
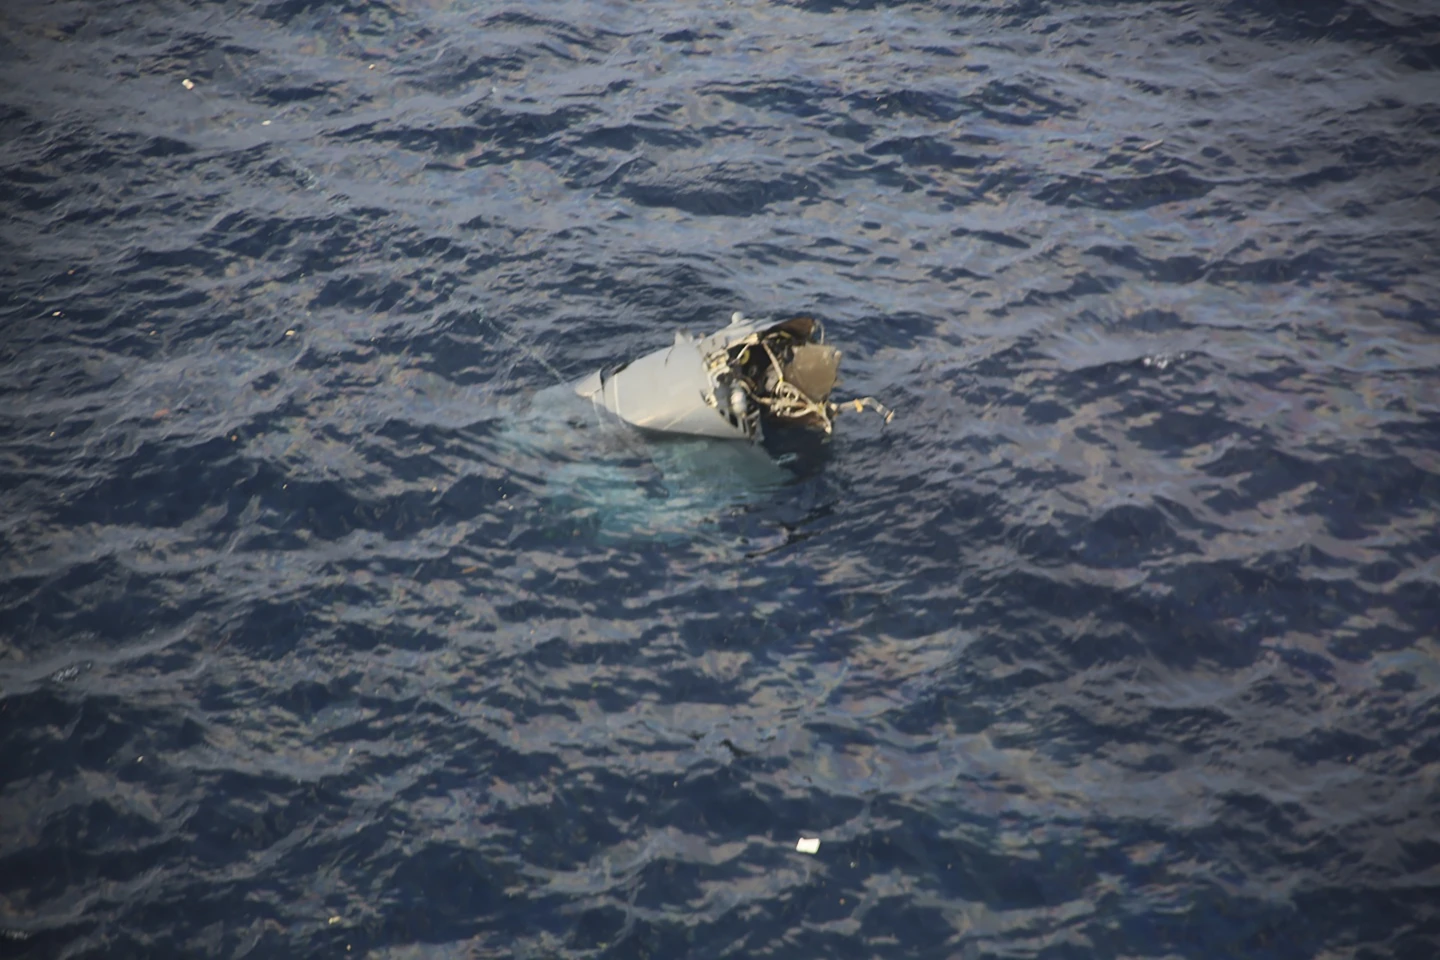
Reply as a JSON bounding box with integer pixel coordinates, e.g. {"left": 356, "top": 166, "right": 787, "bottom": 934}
{"left": 2, "top": 1, "right": 1439, "bottom": 957}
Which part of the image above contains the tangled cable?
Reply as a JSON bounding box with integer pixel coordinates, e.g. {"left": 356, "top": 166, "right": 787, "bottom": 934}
{"left": 707, "top": 327, "right": 893, "bottom": 435}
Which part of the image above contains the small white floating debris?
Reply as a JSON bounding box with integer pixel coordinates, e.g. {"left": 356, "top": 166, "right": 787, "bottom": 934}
{"left": 285, "top": 329, "right": 296, "bottom": 337}
{"left": 796, "top": 837, "right": 821, "bottom": 855}
{"left": 181, "top": 78, "right": 195, "bottom": 90}
{"left": 261, "top": 119, "right": 272, "bottom": 126}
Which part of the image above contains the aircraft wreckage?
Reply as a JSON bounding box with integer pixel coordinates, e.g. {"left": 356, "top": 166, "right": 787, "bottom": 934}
{"left": 572, "top": 312, "right": 891, "bottom": 447}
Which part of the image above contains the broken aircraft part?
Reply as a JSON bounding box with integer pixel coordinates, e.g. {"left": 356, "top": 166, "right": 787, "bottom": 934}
{"left": 470, "top": 311, "right": 890, "bottom": 544}
{"left": 573, "top": 312, "right": 889, "bottom": 444}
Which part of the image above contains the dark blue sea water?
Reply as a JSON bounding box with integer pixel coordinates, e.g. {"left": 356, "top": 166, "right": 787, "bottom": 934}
{"left": 3, "top": 1, "right": 1439, "bottom": 957}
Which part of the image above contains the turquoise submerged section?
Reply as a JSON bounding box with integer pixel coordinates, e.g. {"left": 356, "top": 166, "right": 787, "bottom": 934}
{"left": 488, "top": 381, "right": 797, "bottom": 545}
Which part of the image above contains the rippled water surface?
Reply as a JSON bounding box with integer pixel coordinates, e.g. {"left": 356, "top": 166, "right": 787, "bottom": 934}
{"left": 3, "top": 1, "right": 1440, "bottom": 957}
